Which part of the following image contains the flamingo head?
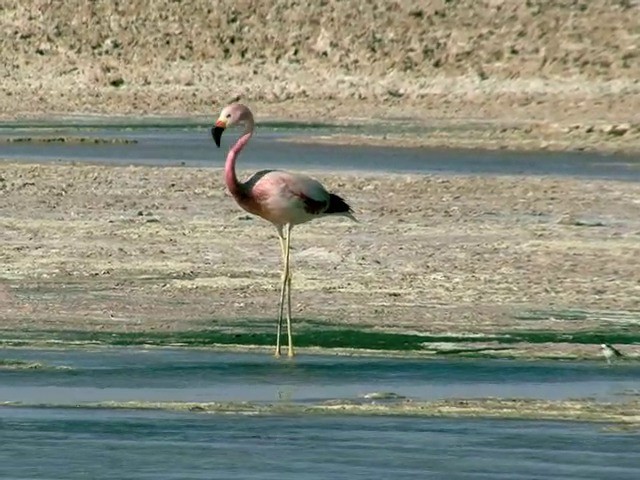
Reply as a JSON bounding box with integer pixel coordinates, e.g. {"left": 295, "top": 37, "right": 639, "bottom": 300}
{"left": 211, "top": 103, "right": 252, "bottom": 147}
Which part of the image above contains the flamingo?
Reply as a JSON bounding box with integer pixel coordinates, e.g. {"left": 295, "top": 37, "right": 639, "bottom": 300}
{"left": 211, "top": 103, "right": 356, "bottom": 357}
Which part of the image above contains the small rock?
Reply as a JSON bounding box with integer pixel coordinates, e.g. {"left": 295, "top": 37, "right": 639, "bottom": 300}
{"left": 601, "top": 123, "right": 631, "bottom": 136}
{"left": 559, "top": 124, "right": 581, "bottom": 133}
{"left": 109, "top": 76, "right": 125, "bottom": 87}
{"left": 101, "top": 38, "right": 120, "bottom": 54}
{"left": 35, "top": 42, "right": 52, "bottom": 55}
{"left": 313, "top": 28, "right": 332, "bottom": 56}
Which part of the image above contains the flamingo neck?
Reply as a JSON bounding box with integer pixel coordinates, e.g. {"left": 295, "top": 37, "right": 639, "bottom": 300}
{"left": 224, "top": 123, "right": 253, "bottom": 198}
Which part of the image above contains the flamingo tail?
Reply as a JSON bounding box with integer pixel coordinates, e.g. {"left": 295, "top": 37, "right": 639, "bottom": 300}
{"left": 326, "top": 194, "right": 357, "bottom": 222}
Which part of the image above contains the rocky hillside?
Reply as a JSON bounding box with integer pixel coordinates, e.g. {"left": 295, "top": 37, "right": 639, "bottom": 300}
{"left": 1, "top": 0, "right": 639, "bottom": 117}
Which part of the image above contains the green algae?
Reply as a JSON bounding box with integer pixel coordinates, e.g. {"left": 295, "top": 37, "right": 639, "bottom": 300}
{"left": 500, "top": 330, "right": 640, "bottom": 345}
{"left": 0, "top": 328, "right": 432, "bottom": 350}
{"left": 0, "top": 326, "right": 637, "bottom": 357}
{"left": 515, "top": 309, "right": 640, "bottom": 324}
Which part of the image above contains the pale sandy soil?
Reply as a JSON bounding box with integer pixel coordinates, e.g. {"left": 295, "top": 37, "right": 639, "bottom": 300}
{"left": 1, "top": 163, "right": 639, "bottom": 358}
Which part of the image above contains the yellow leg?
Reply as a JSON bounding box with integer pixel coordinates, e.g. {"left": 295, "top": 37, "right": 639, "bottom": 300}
{"left": 284, "top": 224, "right": 294, "bottom": 357}
{"left": 275, "top": 228, "right": 286, "bottom": 357}
{"left": 286, "top": 274, "right": 292, "bottom": 354}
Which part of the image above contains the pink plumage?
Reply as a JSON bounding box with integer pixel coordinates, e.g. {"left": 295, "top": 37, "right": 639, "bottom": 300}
{"left": 212, "top": 103, "right": 356, "bottom": 357}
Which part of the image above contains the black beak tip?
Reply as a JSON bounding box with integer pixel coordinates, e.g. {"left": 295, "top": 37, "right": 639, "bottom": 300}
{"left": 211, "top": 126, "right": 223, "bottom": 148}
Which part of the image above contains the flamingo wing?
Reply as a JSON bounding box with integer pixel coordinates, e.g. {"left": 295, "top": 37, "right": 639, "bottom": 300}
{"left": 284, "top": 173, "right": 331, "bottom": 214}
{"left": 242, "top": 170, "right": 353, "bottom": 226}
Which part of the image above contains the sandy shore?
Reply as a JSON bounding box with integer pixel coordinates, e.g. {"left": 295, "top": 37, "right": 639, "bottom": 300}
{"left": 1, "top": 163, "right": 639, "bottom": 358}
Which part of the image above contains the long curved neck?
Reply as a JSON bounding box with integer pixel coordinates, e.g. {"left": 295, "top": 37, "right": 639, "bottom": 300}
{"left": 224, "top": 119, "right": 254, "bottom": 198}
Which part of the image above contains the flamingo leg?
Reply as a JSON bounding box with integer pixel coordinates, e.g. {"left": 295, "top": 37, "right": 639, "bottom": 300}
{"left": 283, "top": 224, "right": 294, "bottom": 357}
{"left": 275, "top": 226, "right": 294, "bottom": 357}
{"left": 275, "top": 227, "right": 286, "bottom": 357}
{"left": 286, "top": 265, "right": 292, "bottom": 355}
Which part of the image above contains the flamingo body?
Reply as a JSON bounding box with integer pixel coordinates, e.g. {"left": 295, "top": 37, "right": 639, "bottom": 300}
{"left": 237, "top": 169, "right": 352, "bottom": 227}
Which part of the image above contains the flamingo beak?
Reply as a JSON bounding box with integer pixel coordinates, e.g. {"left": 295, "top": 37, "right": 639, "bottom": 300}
{"left": 211, "top": 119, "right": 226, "bottom": 148}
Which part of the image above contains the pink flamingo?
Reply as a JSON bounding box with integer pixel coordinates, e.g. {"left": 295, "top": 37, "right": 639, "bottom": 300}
{"left": 212, "top": 103, "right": 356, "bottom": 357}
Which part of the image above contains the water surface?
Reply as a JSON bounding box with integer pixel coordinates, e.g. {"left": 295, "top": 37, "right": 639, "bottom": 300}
{"left": 1, "top": 406, "right": 639, "bottom": 480}
{"left": 1, "top": 123, "right": 639, "bottom": 180}
{"left": 1, "top": 348, "right": 638, "bottom": 404}
{"left": 2, "top": 348, "right": 639, "bottom": 479}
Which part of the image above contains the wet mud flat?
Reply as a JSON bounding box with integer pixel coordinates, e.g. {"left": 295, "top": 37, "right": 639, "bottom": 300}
{"left": 1, "top": 160, "right": 640, "bottom": 359}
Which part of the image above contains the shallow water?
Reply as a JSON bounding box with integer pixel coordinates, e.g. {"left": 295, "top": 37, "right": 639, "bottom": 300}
{"left": 1, "top": 349, "right": 639, "bottom": 479}
{"left": 0, "top": 123, "right": 639, "bottom": 179}
{"left": 1, "top": 348, "right": 638, "bottom": 404}
{"left": 2, "top": 408, "right": 639, "bottom": 480}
